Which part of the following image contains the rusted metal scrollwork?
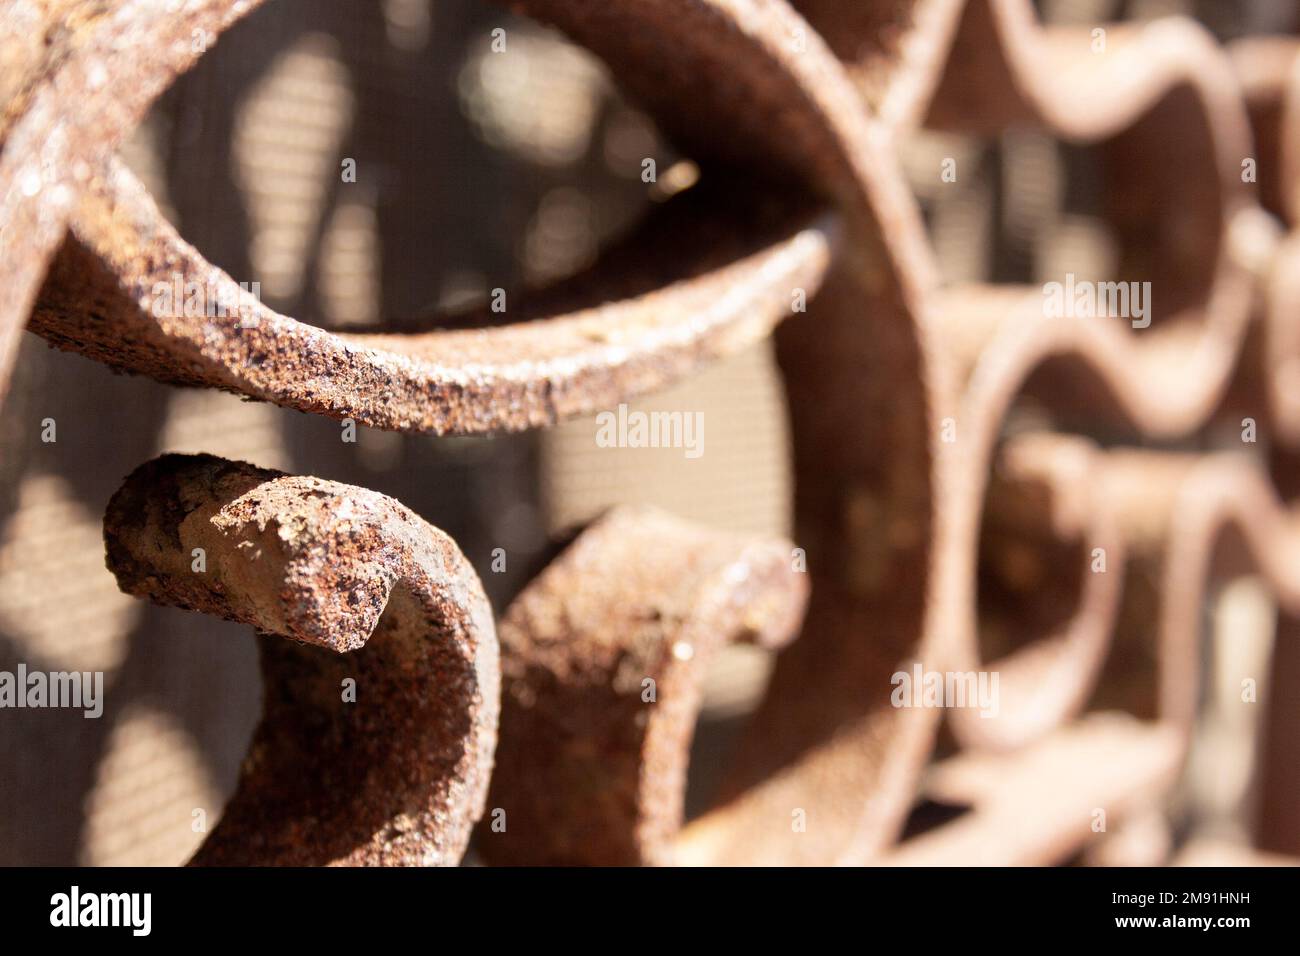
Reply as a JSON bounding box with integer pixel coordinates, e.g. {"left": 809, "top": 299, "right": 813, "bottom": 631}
{"left": 5, "top": 0, "right": 1300, "bottom": 865}
{"left": 479, "top": 507, "right": 807, "bottom": 866}
{"left": 0, "top": 0, "right": 263, "bottom": 404}
{"left": 34, "top": 158, "right": 835, "bottom": 434}
{"left": 103, "top": 454, "right": 499, "bottom": 865}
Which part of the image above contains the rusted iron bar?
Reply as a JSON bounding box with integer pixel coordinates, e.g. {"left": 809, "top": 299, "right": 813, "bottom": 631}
{"left": 893, "top": 448, "right": 1300, "bottom": 863}
{"left": 0, "top": 0, "right": 263, "bottom": 405}
{"left": 103, "top": 454, "right": 498, "bottom": 866}
{"left": 33, "top": 159, "right": 836, "bottom": 434}
{"left": 946, "top": 433, "right": 1124, "bottom": 751}
{"left": 479, "top": 507, "right": 807, "bottom": 865}
{"left": 882, "top": 715, "right": 1184, "bottom": 866}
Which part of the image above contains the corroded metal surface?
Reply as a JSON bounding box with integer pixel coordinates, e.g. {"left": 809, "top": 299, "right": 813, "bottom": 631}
{"left": 4, "top": 0, "right": 1300, "bottom": 865}
{"left": 479, "top": 508, "right": 807, "bottom": 866}
{"left": 0, "top": 0, "right": 261, "bottom": 404}
{"left": 103, "top": 454, "right": 499, "bottom": 865}
{"left": 33, "top": 158, "right": 836, "bottom": 434}
{"left": 882, "top": 714, "right": 1185, "bottom": 866}
{"left": 946, "top": 432, "right": 1124, "bottom": 752}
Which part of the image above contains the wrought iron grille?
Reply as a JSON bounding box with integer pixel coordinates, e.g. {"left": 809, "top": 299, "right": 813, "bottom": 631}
{"left": 1, "top": 0, "right": 1299, "bottom": 866}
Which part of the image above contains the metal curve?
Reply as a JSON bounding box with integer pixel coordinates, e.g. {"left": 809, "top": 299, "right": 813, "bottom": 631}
{"left": 477, "top": 506, "right": 807, "bottom": 866}
{"left": 34, "top": 158, "right": 836, "bottom": 434}
{"left": 946, "top": 432, "right": 1126, "bottom": 751}
{"left": 102, "top": 453, "right": 499, "bottom": 866}
{"left": 5, "top": 0, "right": 1300, "bottom": 867}
{"left": 0, "top": 0, "right": 263, "bottom": 405}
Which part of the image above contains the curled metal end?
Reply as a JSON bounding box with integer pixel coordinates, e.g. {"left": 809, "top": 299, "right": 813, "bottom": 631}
{"left": 103, "top": 454, "right": 499, "bottom": 866}
{"left": 478, "top": 507, "right": 807, "bottom": 866}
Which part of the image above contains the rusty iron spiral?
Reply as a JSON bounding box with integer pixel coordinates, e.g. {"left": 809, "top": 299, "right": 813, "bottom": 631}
{"left": 3, "top": 0, "right": 1300, "bottom": 865}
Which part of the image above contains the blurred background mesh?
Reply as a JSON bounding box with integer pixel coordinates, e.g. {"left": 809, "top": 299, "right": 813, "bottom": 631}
{"left": 0, "top": 0, "right": 1294, "bottom": 865}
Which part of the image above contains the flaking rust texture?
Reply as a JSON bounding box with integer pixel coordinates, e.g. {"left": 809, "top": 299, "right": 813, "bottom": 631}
{"left": 103, "top": 454, "right": 498, "bottom": 866}
{"left": 33, "top": 159, "right": 835, "bottom": 434}
{"left": 4, "top": 0, "right": 1300, "bottom": 864}
{"left": 0, "top": 0, "right": 261, "bottom": 404}
{"left": 479, "top": 508, "right": 807, "bottom": 866}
